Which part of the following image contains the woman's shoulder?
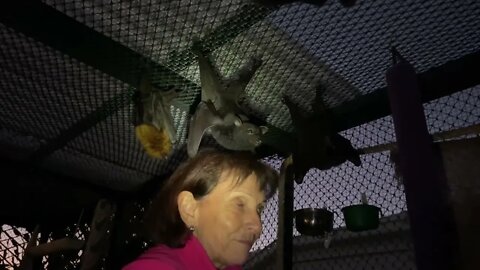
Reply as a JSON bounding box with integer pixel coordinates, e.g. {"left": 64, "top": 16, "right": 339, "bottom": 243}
{"left": 122, "top": 245, "right": 183, "bottom": 270}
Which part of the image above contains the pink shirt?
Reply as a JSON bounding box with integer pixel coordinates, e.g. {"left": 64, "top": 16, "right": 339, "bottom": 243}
{"left": 122, "top": 235, "right": 242, "bottom": 270}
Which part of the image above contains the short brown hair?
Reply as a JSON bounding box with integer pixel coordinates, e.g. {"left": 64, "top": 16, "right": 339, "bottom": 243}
{"left": 143, "top": 149, "right": 279, "bottom": 247}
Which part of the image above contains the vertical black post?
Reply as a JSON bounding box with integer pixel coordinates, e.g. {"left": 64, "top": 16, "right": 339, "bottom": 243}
{"left": 386, "top": 49, "right": 458, "bottom": 270}
{"left": 106, "top": 200, "right": 124, "bottom": 270}
{"left": 284, "top": 164, "right": 294, "bottom": 270}
{"left": 277, "top": 157, "right": 294, "bottom": 270}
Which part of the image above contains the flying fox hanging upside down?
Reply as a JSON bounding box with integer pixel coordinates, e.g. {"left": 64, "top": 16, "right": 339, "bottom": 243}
{"left": 133, "top": 71, "right": 177, "bottom": 159}
{"left": 187, "top": 42, "right": 268, "bottom": 157}
{"left": 283, "top": 84, "right": 361, "bottom": 184}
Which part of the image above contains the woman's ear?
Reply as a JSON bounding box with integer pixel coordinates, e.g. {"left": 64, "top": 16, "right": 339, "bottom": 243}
{"left": 177, "top": 191, "right": 198, "bottom": 227}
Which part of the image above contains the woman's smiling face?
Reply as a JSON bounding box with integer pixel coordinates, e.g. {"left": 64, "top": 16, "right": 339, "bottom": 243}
{"left": 192, "top": 170, "right": 265, "bottom": 269}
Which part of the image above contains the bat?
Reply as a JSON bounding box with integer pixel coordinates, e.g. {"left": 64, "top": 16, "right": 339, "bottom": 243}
{"left": 187, "top": 42, "right": 268, "bottom": 157}
{"left": 284, "top": 84, "right": 361, "bottom": 184}
{"left": 133, "top": 71, "right": 177, "bottom": 159}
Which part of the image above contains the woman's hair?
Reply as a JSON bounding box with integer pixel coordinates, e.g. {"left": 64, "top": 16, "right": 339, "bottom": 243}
{"left": 143, "top": 149, "right": 279, "bottom": 247}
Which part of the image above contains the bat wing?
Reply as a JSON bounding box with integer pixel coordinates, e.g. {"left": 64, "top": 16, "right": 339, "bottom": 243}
{"left": 283, "top": 95, "right": 308, "bottom": 128}
{"left": 187, "top": 101, "right": 222, "bottom": 157}
{"left": 193, "top": 48, "right": 223, "bottom": 103}
{"left": 151, "top": 90, "right": 177, "bottom": 143}
{"left": 225, "top": 57, "right": 262, "bottom": 100}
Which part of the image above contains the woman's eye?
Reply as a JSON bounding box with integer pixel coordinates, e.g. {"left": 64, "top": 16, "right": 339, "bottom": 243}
{"left": 236, "top": 201, "right": 245, "bottom": 208}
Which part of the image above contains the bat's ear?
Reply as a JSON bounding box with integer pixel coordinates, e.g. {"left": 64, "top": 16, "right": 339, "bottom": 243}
{"left": 260, "top": 126, "right": 269, "bottom": 134}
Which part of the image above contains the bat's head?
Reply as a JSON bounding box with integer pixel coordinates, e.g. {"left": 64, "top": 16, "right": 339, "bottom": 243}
{"left": 233, "top": 123, "right": 268, "bottom": 148}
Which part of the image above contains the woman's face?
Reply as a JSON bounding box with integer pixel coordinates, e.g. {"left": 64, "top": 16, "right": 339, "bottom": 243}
{"left": 193, "top": 171, "right": 265, "bottom": 269}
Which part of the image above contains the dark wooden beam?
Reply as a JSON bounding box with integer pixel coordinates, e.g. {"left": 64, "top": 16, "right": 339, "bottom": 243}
{"left": 0, "top": 0, "right": 196, "bottom": 95}
{"left": 166, "top": 4, "right": 270, "bottom": 69}
{"left": 26, "top": 89, "right": 135, "bottom": 164}
{"left": 260, "top": 50, "right": 480, "bottom": 155}
{"left": 0, "top": 1, "right": 270, "bottom": 111}
{"left": 0, "top": 0, "right": 272, "bottom": 162}
{"left": 0, "top": 0, "right": 193, "bottom": 163}
{"left": 331, "top": 50, "right": 480, "bottom": 132}
{"left": 1, "top": 1, "right": 477, "bottom": 159}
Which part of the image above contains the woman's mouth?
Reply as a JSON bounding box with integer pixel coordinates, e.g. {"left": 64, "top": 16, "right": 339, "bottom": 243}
{"left": 237, "top": 239, "right": 253, "bottom": 247}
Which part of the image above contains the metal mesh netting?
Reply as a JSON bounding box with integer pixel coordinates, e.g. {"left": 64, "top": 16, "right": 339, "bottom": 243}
{"left": 0, "top": 0, "right": 479, "bottom": 269}
{"left": 246, "top": 85, "right": 479, "bottom": 269}
{"left": 1, "top": 0, "right": 479, "bottom": 190}
{"left": 0, "top": 225, "right": 30, "bottom": 269}
{"left": 41, "top": 0, "right": 480, "bottom": 129}
{"left": 0, "top": 224, "right": 89, "bottom": 270}
{"left": 0, "top": 25, "right": 125, "bottom": 139}
{"left": 39, "top": 0, "right": 480, "bottom": 131}
{"left": 1, "top": 88, "right": 478, "bottom": 268}
{"left": 42, "top": 224, "right": 90, "bottom": 270}
{"left": 0, "top": 22, "right": 186, "bottom": 189}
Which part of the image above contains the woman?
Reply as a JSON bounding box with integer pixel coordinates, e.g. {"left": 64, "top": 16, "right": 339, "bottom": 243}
{"left": 123, "top": 149, "right": 279, "bottom": 270}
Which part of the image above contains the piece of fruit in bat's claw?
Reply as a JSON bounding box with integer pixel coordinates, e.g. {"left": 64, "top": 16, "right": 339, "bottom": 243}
{"left": 135, "top": 124, "right": 172, "bottom": 159}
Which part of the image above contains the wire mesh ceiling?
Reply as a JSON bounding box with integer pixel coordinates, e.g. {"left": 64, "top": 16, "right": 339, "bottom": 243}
{"left": 0, "top": 0, "right": 479, "bottom": 191}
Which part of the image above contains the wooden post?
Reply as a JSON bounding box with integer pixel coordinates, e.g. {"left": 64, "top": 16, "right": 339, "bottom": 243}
{"left": 386, "top": 49, "right": 458, "bottom": 270}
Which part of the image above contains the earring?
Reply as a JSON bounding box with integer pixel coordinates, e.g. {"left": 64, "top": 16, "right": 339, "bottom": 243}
{"left": 189, "top": 225, "right": 195, "bottom": 232}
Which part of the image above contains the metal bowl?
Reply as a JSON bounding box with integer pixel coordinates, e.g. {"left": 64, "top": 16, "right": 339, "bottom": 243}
{"left": 294, "top": 208, "right": 334, "bottom": 236}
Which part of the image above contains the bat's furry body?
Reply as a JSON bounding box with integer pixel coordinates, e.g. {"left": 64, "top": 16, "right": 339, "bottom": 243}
{"left": 284, "top": 85, "right": 361, "bottom": 184}
{"left": 187, "top": 44, "right": 267, "bottom": 157}
{"left": 133, "top": 73, "right": 177, "bottom": 159}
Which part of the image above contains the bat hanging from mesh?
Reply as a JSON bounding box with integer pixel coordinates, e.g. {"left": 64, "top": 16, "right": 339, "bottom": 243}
{"left": 132, "top": 70, "right": 177, "bottom": 159}
{"left": 283, "top": 83, "right": 361, "bottom": 184}
{"left": 187, "top": 41, "right": 268, "bottom": 157}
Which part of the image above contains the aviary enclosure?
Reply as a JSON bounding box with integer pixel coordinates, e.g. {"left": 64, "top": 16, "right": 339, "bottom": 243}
{"left": 0, "top": 0, "right": 479, "bottom": 269}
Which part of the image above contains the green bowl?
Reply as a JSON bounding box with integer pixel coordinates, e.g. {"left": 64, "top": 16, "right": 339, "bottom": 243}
{"left": 341, "top": 204, "right": 381, "bottom": 232}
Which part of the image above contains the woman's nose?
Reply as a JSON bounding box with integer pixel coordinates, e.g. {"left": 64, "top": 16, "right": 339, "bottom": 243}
{"left": 246, "top": 211, "right": 262, "bottom": 239}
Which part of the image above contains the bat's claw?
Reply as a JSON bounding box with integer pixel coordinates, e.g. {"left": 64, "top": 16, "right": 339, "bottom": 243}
{"left": 223, "top": 113, "right": 243, "bottom": 127}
